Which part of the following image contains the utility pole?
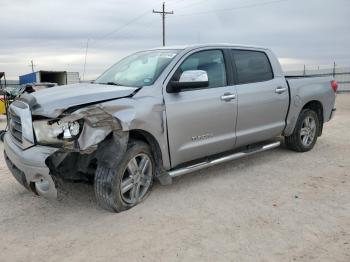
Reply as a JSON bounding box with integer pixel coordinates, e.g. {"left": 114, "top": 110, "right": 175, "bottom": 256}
{"left": 153, "top": 2, "right": 174, "bottom": 46}
{"left": 29, "top": 60, "right": 35, "bottom": 72}
{"left": 82, "top": 38, "right": 90, "bottom": 81}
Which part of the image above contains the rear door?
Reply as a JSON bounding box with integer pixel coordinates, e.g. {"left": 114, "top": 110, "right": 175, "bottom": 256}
{"left": 231, "top": 49, "right": 289, "bottom": 147}
{"left": 163, "top": 49, "right": 237, "bottom": 167}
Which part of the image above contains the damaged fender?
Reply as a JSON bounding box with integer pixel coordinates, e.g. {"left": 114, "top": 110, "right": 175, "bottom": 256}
{"left": 45, "top": 94, "right": 172, "bottom": 185}
{"left": 60, "top": 106, "right": 123, "bottom": 153}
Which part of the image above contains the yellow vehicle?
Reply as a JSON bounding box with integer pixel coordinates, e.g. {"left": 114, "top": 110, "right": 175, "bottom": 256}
{"left": 0, "top": 72, "right": 6, "bottom": 115}
{"left": 0, "top": 96, "right": 6, "bottom": 115}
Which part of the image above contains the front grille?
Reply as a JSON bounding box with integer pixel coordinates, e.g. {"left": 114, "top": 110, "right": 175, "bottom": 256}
{"left": 8, "top": 101, "right": 34, "bottom": 148}
{"left": 9, "top": 107, "right": 23, "bottom": 144}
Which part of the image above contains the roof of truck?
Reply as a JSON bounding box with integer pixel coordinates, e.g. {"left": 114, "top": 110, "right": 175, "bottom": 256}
{"left": 148, "top": 43, "right": 269, "bottom": 51}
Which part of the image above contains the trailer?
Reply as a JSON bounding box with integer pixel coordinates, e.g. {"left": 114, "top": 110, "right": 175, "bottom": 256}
{"left": 19, "top": 71, "right": 80, "bottom": 86}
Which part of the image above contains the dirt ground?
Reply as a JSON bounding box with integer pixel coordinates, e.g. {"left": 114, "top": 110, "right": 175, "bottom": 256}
{"left": 0, "top": 94, "right": 349, "bottom": 262}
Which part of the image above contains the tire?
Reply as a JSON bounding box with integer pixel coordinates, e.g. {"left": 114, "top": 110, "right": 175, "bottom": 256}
{"left": 0, "top": 130, "right": 6, "bottom": 142}
{"left": 285, "top": 109, "right": 320, "bottom": 152}
{"left": 94, "top": 140, "right": 154, "bottom": 212}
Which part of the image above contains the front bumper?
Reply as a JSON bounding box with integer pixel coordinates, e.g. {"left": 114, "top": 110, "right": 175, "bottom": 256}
{"left": 4, "top": 133, "right": 59, "bottom": 199}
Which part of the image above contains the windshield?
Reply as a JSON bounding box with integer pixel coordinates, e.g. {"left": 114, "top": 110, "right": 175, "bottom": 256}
{"left": 95, "top": 50, "right": 180, "bottom": 87}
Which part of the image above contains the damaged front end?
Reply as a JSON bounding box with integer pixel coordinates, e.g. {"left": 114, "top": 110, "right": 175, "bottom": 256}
{"left": 34, "top": 106, "right": 124, "bottom": 153}
{"left": 40, "top": 106, "right": 130, "bottom": 195}
{"left": 4, "top": 102, "right": 130, "bottom": 199}
{"left": 4, "top": 82, "right": 171, "bottom": 200}
{"left": 4, "top": 83, "right": 140, "bottom": 199}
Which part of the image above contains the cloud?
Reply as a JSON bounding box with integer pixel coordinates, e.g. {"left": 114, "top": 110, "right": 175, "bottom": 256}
{"left": 1, "top": 0, "right": 349, "bottom": 79}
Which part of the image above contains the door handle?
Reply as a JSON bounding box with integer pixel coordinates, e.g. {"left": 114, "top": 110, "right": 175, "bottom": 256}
{"left": 275, "top": 86, "right": 287, "bottom": 94}
{"left": 220, "top": 93, "right": 236, "bottom": 101}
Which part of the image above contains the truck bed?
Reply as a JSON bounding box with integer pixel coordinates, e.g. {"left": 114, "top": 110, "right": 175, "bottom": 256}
{"left": 283, "top": 75, "right": 335, "bottom": 136}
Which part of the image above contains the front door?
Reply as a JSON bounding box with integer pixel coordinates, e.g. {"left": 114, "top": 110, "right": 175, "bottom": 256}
{"left": 163, "top": 49, "right": 237, "bottom": 167}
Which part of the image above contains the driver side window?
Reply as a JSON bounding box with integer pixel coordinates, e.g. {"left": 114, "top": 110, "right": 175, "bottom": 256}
{"left": 172, "top": 50, "right": 227, "bottom": 88}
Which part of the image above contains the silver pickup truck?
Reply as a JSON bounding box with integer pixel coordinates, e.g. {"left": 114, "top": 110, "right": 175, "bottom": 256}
{"left": 4, "top": 44, "right": 337, "bottom": 212}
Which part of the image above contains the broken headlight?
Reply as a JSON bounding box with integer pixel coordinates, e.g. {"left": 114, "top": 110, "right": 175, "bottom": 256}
{"left": 33, "top": 119, "right": 83, "bottom": 145}
{"left": 59, "top": 121, "right": 81, "bottom": 139}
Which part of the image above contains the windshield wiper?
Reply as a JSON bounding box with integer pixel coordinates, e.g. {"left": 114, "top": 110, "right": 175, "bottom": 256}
{"left": 98, "top": 82, "right": 123, "bottom": 86}
{"left": 107, "top": 82, "right": 123, "bottom": 86}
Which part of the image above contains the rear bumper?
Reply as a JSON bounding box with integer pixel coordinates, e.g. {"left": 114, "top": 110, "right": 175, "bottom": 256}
{"left": 3, "top": 133, "right": 59, "bottom": 199}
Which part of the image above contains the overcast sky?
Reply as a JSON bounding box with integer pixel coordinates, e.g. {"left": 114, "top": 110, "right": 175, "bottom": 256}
{"left": 1, "top": 0, "right": 349, "bottom": 80}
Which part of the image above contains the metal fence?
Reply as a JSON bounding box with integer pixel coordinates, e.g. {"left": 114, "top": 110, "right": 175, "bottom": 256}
{"left": 3, "top": 68, "right": 350, "bottom": 92}
{"left": 285, "top": 66, "right": 350, "bottom": 92}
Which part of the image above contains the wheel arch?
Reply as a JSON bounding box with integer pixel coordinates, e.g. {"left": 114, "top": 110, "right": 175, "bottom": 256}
{"left": 129, "top": 129, "right": 164, "bottom": 172}
{"left": 301, "top": 100, "right": 324, "bottom": 136}
{"left": 284, "top": 99, "right": 324, "bottom": 137}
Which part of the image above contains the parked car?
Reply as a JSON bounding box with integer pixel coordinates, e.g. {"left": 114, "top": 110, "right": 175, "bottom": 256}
{"left": 23, "top": 82, "right": 58, "bottom": 93}
{"left": 4, "top": 44, "right": 337, "bottom": 212}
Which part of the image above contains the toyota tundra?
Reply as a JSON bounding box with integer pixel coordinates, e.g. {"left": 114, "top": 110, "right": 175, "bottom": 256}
{"left": 4, "top": 44, "right": 337, "bottom": 212}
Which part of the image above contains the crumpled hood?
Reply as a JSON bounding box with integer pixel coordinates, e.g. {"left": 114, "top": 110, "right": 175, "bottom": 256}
{"left": 23, "top": 83, "right": 138, "bottom": 118}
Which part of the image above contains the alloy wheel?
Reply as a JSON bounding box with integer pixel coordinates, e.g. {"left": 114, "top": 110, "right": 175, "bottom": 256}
{"left": 300, "top": 116, "right": 317, "bottom": 147}
{"left": 120, "top": 153, "right": 153, "bottom": 204}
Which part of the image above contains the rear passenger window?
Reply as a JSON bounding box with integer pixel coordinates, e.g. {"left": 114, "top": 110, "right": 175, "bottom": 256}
{"left": 232, "top": 50, "right": 273, "bottom": 84}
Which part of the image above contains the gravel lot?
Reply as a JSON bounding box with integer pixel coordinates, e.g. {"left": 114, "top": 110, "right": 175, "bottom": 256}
{"left": 0, "top": 94, "right": 349, "bottom": 262}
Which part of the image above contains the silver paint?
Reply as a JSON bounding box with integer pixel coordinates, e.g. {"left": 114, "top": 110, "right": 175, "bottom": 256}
{"left": 4, "top": 133, "right": 58, "bottom": 199}
{"left": 3, "top": 44, "right": 336, "bottom": 199}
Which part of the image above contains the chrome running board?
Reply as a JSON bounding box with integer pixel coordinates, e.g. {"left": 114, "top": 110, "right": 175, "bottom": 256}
{"left": 168, "top": 141, "right": 281, "bottom": 178}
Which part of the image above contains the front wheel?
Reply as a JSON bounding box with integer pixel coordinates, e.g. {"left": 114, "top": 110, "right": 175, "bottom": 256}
{"left": 0, "top": 130, "right": 6, "bottom": 142}
{"left": 285, "top": 109, "right": 320, "bottom": 152}
{"left": 94, "top": 140, "right": 154, "bottom": 212}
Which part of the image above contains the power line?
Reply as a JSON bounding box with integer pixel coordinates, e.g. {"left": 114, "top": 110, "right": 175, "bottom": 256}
{"left": 153, "top": 2, "right": 174, "bottom": 46}
{"left": 174, "top": 0, "right": 290, "bottom": 17}
{"left": 82, "top": 10, "right": 150, "bottom": 78}
{"left": 174, "top": 0, "right": 209, "bottom": 11}
{"left": 81, "top": 0, "right": 289, "bottom": 77}
{"left": 96, "top": 11, "right": 150, "bottom": 40}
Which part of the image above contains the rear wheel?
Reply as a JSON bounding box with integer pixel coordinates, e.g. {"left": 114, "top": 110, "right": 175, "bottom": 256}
{"left": 285, "top": 109, "right": 319, "bottom": 152}
{"left": 94, "top": 140, "right": 154, "bottom": 212}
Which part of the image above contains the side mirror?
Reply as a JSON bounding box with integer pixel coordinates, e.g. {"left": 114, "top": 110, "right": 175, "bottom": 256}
{"left": 167, "top": 70, "right": 209, "bottom": 93}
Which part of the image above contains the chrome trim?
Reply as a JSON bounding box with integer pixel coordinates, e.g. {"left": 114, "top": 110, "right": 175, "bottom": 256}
{"left": 168, "top": 141, "right": 281, "bottom": 178}
{"left": 220, "top": 93, "right": 236, "bottom": 101}
{"left": 275, "top": 86, "right": 287, "bottom": 94}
